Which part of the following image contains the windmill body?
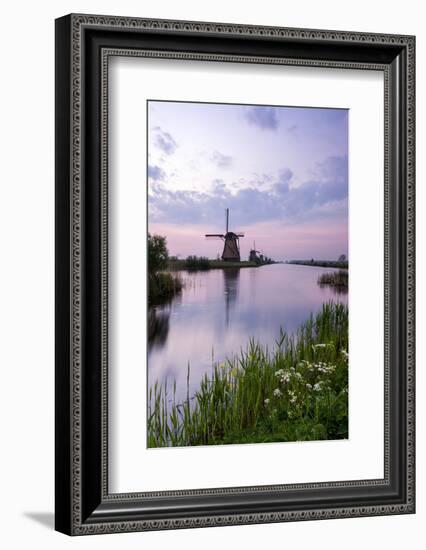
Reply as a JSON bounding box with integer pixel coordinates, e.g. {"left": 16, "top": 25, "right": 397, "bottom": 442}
{"left": 249, "top": 241, "right": 261, "bottom": 263}
{"left": 205, "top": 209, "right": 244, "bottom": 262}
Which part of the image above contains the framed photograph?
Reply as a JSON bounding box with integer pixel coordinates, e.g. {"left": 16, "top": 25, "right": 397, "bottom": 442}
{"left": 55, "top": 14, "right": 415, "bottom": 535}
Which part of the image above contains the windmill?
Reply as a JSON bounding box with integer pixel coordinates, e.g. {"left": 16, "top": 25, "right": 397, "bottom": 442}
{"left": 205, "top": 208, "right": 244, "bottom": 261}
{"left": 249, "top": 241, "right": 261, "bottom": 263}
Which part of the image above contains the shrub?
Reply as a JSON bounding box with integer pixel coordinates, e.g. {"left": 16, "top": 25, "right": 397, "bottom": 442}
{"left": 184, "top": 255, "right": 211, "bottom": 270}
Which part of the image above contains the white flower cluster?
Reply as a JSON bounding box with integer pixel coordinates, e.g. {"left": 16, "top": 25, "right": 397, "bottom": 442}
{"left": 312, "top": 361, "right": 336, "bottom": 374}
{"left": 312, "top": 342, "right": 334, "bottom": 351}
{"left": 304, "top": 381, "right": 324, "bottom": 392}
{"left": 341, "top": 349, "right": 349, "bottom": 361}
{"left": 289, "top": 391, "right": 297, "bottom": 404}
{"left": 267, "top": 353, "right": 340, "bottom": 407}
{"left": 274, "top": 369, "right": 291, "bottom": 384}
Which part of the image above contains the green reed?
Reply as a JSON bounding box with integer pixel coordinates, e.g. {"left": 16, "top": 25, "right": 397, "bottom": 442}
{"left": 148, "top": 271, "right": 183, "bottom": 304}
{"left": 317, "top": 270, "right": 348, "bottom": 288}
{"left": 147, "top": 302, "right": 348, "bottom": 448}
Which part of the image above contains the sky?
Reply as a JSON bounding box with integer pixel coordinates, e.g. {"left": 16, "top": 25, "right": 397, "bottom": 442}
{"left": 147, "top": 101, "right": 348, "bottom": 261}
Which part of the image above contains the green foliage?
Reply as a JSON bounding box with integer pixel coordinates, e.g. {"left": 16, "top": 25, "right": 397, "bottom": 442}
{"left": 147, "top": 233, "right": 183, "bottom": 304}
{"left": 148, "top": 233, "right": 168, "bottom": 274}
{"left": 318, "top": 270, "right": 348, "bottom": 288}
{"left": 289, "top": 260, "right": 349, "bottom": 269}
{"left": 148, "top": 302, "right": 349, "bottom": 447}
{"left": 185, "top": 255, "right": 211, "bottom": 270}
{"left": 149, "top": 272, "right": 183, "bottom": 304}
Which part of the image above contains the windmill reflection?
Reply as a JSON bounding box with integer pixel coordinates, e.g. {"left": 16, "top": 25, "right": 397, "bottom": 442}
{"left": 148, "top": 306, "right": 171, "bottom": 352}
{"left": 318, "top": 283, "right": 348, "bottom": 296}
{"left": 223, "top": 268, "right": 240, "bottom": 327}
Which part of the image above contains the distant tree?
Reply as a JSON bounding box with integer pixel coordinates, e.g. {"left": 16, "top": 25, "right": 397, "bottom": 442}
{"left": 338, "top": 254, "right": 347, "bottom": 262}
{"left": 148, "top": 233, "right": 168, "bottom": 274}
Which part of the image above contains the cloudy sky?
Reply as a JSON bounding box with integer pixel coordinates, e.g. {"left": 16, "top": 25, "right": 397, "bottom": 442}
{"left": 148, "top": 101, "right": 348, "bottom": 261}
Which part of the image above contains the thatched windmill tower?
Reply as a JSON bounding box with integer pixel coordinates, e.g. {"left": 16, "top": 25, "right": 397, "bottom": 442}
{"left": 205, "top": 208, "right": 244, "bottom": 261}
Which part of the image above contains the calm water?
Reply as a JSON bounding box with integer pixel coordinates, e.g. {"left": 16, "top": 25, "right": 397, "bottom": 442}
{"left": 148, "top": 264, "right": 347, "bottom": 402}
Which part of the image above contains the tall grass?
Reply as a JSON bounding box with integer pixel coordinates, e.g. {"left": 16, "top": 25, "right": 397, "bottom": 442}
{"left": 318, "top": 270, "right": 348, "bottom": 288}
{"left": 148, "top": 302, "right": 348, "bottom": 447}
{"left": 149, "top": 272, "right": 183, "bottom": 304}
{"left": 184, "top": 255, "right": 211, "bottom": 270}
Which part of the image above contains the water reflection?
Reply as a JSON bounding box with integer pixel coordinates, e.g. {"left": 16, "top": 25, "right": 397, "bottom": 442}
{"left": 223, "top": 268, "right": 240, "bottom": 327}
{"left": 148, "top": 306, "right": 171, "bottom": 351}
{"left": 148, "top": 264, "right": 348, "bottom": 402}
{"left": 318, "top": 283, "right": 349, "bottom": 295}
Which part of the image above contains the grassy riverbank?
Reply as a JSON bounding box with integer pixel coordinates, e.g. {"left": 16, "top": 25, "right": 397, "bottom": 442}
{"left": 318, "top": 270, "right": 348, "bottom": 289}
{"left": 288, "top": 260, "right": 348, "bottom": 269}
{"left": 168, "top": 258, "right": 259, "bottom": 270}
{"left": 148, "top": 272, "right": 183, "bottom": 304}
{"left": 148, "top": 302, "right": 348, "bottom": 448}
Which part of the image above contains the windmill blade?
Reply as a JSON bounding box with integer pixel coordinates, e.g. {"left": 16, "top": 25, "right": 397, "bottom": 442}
{"left": 236, "top": 233, "right": 245, "bottom": 237}
{"left": 205, "top": 234, "right": 224, "bottom": 239}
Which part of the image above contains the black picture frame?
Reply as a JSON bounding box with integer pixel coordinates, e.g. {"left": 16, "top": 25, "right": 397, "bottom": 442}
{"left": 55, "top": 13, "right": 415, "bottom": 535}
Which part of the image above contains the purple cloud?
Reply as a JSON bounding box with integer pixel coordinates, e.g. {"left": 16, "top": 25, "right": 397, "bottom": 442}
{"left": 153, "top": 126, "right": 178, "bottom": 155}
{"left": 148, "top": 155, "right": 348, "bottom": 227}
{"left": 273, "top": 169, "right": 293, "bottom": 195}
{"left": 148, "top": 164, "right": 166, "bottom": 181}
{"left": 245, "top": 107, "right": 279, "bottom": 130}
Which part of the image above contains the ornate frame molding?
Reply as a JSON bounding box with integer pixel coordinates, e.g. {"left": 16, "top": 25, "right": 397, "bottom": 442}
{"left": 55, "top": 14, "right": 415, "bottom": 535}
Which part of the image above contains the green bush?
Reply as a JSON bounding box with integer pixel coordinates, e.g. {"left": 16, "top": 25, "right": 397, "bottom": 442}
{"left": 184, "top": 255, "right": 211, "bottom": 270}
{"left": 149, "top": 272, "right": 183, "bottom": 304}
{"left": 318, "top": 270, "right": 348, "bottom": 288}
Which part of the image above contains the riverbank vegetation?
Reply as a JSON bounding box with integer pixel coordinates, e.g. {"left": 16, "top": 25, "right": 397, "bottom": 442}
{"left": 318, "top": 270, "right": 348, "bottom": 289}
{"left": 184, "top": 255, "right": 211, "bottom": 270}
{"left": 288, "top": 259, "right": 348, "bottom": 269}
{"left": 148, "top": 233, "right": 183, "bottom": 304}
{"left": 168, "top": 258, "right": 258, "bottom": 270}
{"left": 148, "top": 302, "right": 348, "bottom": 447}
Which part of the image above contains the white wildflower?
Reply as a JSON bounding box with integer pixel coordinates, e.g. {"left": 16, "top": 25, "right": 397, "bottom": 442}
{"left": 306, "top": 383, "right": 313, "bottom": 390}
{"left": 273, "top": 388, "right": 282, "bottom": 397}
{"left": 274, "top": 369, "right": 285, "bottom": 378}
{"left": 264, "top": 398, "right": 270, "bottom": 405}
{"left": 280, "top": 372, "right": 291, "bottom": 384}
{"left": 313, "top": 382, "right": 322, "bottom": 391}
{"left": 313, "top": 343, "right": 327, "bottom": 349}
